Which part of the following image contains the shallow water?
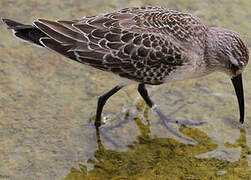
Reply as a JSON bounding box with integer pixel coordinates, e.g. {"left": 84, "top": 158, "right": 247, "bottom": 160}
{"left": 0, "top": 0, "right": 251, "bottom": 179}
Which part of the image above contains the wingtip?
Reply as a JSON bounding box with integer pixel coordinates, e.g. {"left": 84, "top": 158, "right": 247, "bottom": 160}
{"left": 2, "top": 18, "right": 11, "bottom": 23}
{"left": 2, "top": 18, "right": 11, "bottom": 26}
{"left": 2, "top": 18, "right": 24, "bottom": 29}
{"left": 2, "top": 18, "right": 7, "bottom": 23}
{"left": 2, "top": 18, "right": 14, "bottom": 29}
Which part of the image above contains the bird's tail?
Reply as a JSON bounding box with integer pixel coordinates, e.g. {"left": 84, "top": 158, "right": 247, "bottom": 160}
{"left": 2, "top": 18, "right": 48, "bottom": 47}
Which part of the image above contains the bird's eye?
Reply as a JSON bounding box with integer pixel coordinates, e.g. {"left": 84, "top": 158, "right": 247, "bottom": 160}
{"left": 230, "top": 63, "right": 239, "bottom": 72}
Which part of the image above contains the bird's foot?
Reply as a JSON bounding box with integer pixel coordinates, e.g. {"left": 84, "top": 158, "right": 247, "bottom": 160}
{"left": 152, "top": 105, "right": 206, "bottom": 143}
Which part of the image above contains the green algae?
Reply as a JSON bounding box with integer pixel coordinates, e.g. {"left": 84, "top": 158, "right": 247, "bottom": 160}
{"left": 64, "top": 101, "right": 251, "bottom": 180}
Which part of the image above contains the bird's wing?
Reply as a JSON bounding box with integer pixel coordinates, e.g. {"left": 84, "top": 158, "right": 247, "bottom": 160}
{"left": 33, "top": 6, "right": 207, "bottom": 84}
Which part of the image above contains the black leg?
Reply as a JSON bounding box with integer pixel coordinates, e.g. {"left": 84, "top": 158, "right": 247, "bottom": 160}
{"left": 95, "top": 84, "right": 125, "bottom": 127}
{"left": 137, "top": 83, "right": 154, "bottom": 108}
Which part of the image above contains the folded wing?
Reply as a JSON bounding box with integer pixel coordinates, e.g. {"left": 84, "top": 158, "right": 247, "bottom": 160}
{"left": 4, "top": 7, "right": 207, "bottom": 85}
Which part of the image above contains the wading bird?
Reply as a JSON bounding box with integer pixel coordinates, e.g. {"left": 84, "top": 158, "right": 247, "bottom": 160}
{"left": 2, "top": 6, "right": 249, "bottom": 141}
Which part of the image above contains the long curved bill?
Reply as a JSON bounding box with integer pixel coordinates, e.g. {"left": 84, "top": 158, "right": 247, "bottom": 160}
{"left": 231, "top": 73, "right": 245, "bottom": 123}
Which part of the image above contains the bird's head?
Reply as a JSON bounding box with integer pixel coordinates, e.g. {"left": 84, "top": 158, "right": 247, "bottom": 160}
{"left": 208, "top": 27, "right": 249, "bottom": 77}
{"left": 206, "top": 27, "right": 249, "bottom": 123}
